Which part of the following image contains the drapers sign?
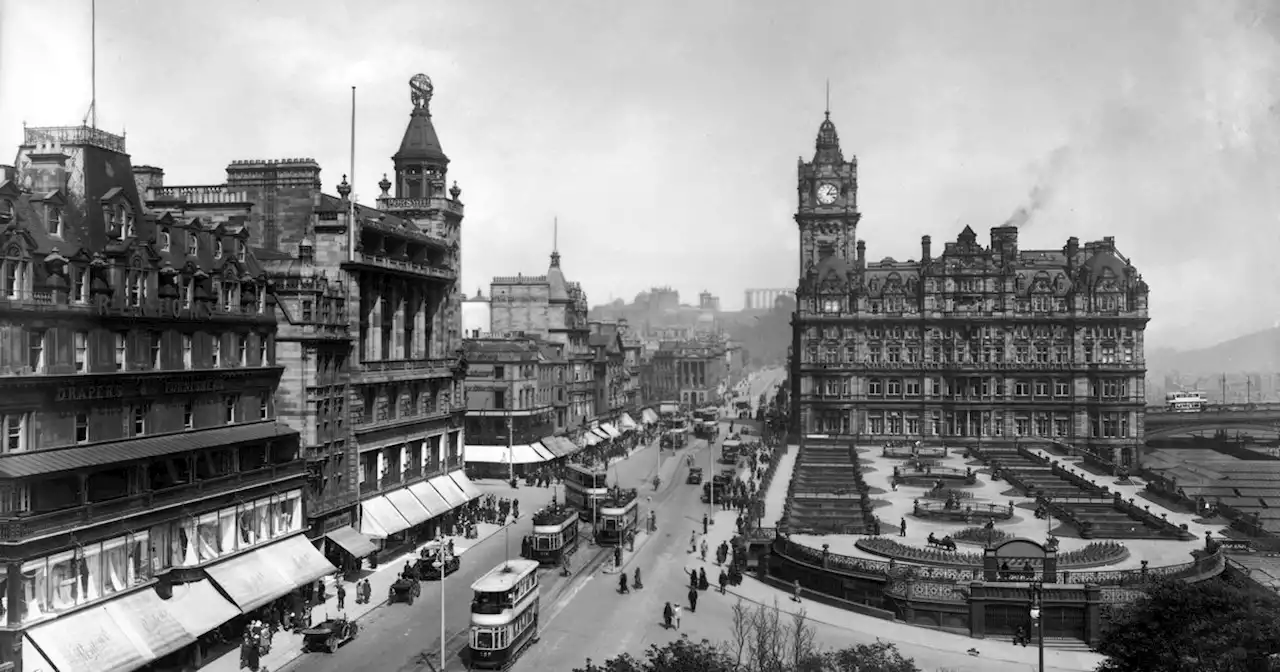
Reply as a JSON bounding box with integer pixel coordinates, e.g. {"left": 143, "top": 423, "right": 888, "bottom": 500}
{"left": 95, "top": 295, "right": 218, "bottom": 320}
{"left": 54, "top": 373, "right": 249, "bottom": 402}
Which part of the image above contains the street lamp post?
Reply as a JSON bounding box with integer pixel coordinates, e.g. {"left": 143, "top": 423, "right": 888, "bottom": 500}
{"left": 1029, "top": 581, "right": 1045, "bottom": 672}
{"left": 433, "top": 535, "right": 450, "bottom": 672}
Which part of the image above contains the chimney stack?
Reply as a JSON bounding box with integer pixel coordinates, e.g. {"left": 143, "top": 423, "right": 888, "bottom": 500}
{"left": 921, "top": 235, "right": 932, "bottom": 262}
{"left": 856, "top": 240, "right": 866, "bottom": 267}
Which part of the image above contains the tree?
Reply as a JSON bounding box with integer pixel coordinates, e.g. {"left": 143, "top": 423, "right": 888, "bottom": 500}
{"left": 571, "top": 636, "right": 735, "bottom": 672}
{"left": 574, "top": 599, "right": 921, "bottom": 672}
{"left": 1094, "top": 577, "right": 1280, "bottom": 672}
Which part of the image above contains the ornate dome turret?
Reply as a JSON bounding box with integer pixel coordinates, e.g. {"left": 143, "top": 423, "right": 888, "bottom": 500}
{"left": 336, "top": 175, "right": 351, "bottom": 199}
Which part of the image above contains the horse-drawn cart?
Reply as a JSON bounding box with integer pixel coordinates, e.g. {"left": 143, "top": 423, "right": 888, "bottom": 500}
{"left": 416, "top": 540, "right": 460, "bottom": 580}
{"left": 302, "top": 617, "right": 359, "bottom": 653}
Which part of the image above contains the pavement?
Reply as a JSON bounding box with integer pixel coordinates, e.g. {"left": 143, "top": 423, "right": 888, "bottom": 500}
{"left": 261, "top": 435, "right": 671, "bottom": 672}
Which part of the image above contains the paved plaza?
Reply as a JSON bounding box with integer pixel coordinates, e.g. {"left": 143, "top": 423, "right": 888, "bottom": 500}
{"left": 788, "top": 442, "right": 1222, "bottom": 570}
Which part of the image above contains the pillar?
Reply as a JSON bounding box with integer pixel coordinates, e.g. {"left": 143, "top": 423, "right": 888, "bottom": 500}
{"left": 1083, "top": 584, "right": 1102, "bottom": 645}
{"left": 968, "top": 582, "right": 986, "bottom": 638}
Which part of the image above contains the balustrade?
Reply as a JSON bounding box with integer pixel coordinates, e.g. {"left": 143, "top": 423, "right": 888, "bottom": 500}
{"left": 0, "top": 461, "right": 301, "bottom": 541}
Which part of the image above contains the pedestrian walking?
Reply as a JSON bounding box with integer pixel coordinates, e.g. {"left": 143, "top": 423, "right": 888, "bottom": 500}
{"left": 702, "top": 513, "right": 709, "bottom": 535}
{"left": 688, "top": 587, "right": 698, "bottom": 612}
{"left": 792, "top": 579, "right": 802, "bottom": 603}
{"left": 663, "top": 602, "right": 674, "bottom": 629}
{"left": 718, "top": 570, "right": 728, "bottom": 594}
{"left": 900, "top": 517, "right": 907, "bottom": 537}
{"left": 336, "top": 581, "right": 346, "bottom": 610}
{"left": 673, "top": 604, "right": 682, "bottom": 629}
{"left": 700, "top": 539, "right": 708, "bottom": 561}
{"left": 634, "top": 567, "right": 643, "bottom": 590}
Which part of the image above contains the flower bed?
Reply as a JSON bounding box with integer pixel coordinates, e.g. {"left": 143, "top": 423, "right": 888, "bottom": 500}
{"left": 953, "top": 526, "right": 1013, "bottom": 545}
{"left": 854, "top": 536, "right": 1129, "bottom": 570}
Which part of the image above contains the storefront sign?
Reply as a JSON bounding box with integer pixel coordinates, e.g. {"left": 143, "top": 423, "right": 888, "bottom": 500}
{"left": 324, "top": 513, "right": 354, "bottom": 532}
{"left": 163, "top": 376, "right": 226, "bottom": 395}
{"left": 55, "top": 384, "right": 125, "bottom": 402}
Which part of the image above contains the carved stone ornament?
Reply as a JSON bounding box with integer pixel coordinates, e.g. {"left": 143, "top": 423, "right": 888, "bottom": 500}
{"left": 410, "top": 74, "right": 434, "bottom": 110}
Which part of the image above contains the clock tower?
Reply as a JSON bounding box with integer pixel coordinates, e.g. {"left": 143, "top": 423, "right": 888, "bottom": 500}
{"left": 790, "top": 110, "right": 862, "bottom": 438}
{"left": 796, "top": 110, "right": 860, "bottom": 274}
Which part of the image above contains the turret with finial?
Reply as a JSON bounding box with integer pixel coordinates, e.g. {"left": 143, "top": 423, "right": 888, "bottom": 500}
{"left": 378, "top": 174, "right": 391, "bottom": 198}
{"left": 337, "top": 174, "right": 352, "bottom": 200}
{"left": 450, "top": 181, "right": 461, "bottom": 201}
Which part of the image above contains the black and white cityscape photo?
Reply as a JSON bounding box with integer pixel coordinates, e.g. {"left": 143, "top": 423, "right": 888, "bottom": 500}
{"left": 1, "top": 1, "right": 1279, "bottom": 671}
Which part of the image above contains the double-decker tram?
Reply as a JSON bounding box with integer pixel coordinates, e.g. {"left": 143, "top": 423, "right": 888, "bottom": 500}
{"left": 595, "top": 487, "right": 639, "bottom": 546}
{"left": 1166, "top": 391, "right": 1209, "bottom": 413}
{"left": 524, "top": 504, "right": 580, "bottom": 567}
{"left": 468, "top": 559, "right": 541, "bottom": 670}
{"left": 563, "top": 464, "right": 609, "bottom": 518}
{"left": 721, "top": 439, "right": 741, "bottom": 464}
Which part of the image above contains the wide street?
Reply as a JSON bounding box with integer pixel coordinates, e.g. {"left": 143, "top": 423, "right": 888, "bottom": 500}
{"left": 518, "top": 426, "right": 734, "bottom": 671}
{"left": 282, "top": 435, "right": 684, "bottom": 672}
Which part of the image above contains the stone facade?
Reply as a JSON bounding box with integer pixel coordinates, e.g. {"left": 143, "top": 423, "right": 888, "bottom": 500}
{"left": 150, "top": 75, "right": 469, "bottom": 540}
{"left": 0, "top": 125, "right": 304, "bottom": 671}
{"left": 462, "top": 337, "right": 557, "bottom": 445}
{"left": 790, "top": 112, "right": 1150, "bottom": 467}
{"left": 644, "top": 336, "right": 732, "bottom": 407}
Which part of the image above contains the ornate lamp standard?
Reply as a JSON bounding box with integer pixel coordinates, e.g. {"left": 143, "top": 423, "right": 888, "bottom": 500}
{"left": 432, "top": 536, "right": 452, "bottom": 671}
{"left": 1028, "top": 580, "right": 1045, "bottom": 672}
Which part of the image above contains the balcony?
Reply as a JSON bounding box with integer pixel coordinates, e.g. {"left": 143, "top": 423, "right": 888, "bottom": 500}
{"left": 377, "top": 197, "right": 464, "bottom": 223}
{"left": 343, "top": 252, "right": 456, "bottom": 282}
{"left": 25, "top": 125, "right": 126, "bottom": 153}
{"left": 0, "top": 460, "right": 303, "bottom": 542}
{"left": 357, "top": 357, "right": 454, "bottom": 377}
{"left": 359, "top": 480, "right": 378, "bottom": 495}
{"left": 352, "top": 408, "right": 453, "bottom": 434}
{"left": 0, "top": 289, "right": 273, "bottom": 325}
{"left": 379, "top": 472, "right": 402, "bottom": 489}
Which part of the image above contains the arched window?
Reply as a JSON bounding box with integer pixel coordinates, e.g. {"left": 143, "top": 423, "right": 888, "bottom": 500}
{"left": 46, "top": 207, "right": 63, "bottom": 236}
{"left": 121, "top": 205, "right": 135, "bottom": 238}
{"left": 214, "top": 240, "right": 223, "bottom": 259}
{"left": 159, "top": 228, "right": 171, "bottom": 252}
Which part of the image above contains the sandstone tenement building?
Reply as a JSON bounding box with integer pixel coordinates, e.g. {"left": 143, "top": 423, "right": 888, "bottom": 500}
{"left": 790, "top": 111, "right": 1150, "bottom": 468}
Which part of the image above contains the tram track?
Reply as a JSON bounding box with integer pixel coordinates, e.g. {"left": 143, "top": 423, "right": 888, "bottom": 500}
{"left": 397, "top": 440, "right": 711, "bottom": 672}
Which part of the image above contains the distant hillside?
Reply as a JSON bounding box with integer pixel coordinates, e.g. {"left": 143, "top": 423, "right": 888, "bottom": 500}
{"left": 1148, "top": 327, "right": 1280, "bottom": 376}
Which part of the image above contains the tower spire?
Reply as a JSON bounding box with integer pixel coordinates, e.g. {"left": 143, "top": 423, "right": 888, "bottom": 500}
{"left": 825, "top": 79, "right": 830, "bottom": 119}
{"left": 550, "top": 217, "right": 561, "bottom": 268}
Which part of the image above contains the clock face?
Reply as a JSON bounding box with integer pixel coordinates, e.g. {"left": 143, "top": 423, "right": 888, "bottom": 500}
{"left": 816, "top": 183, "right": 839, "bottom": 205}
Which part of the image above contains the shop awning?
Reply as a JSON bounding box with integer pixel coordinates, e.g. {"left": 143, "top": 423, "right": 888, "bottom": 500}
{"left": 581, "top": 432, "right": 601, "bottom": 447}
{"left": 510, "top": 444, "right": 548, "bottom": 464}
{"left": 429, "top": 474, "right": 468, "bottom": 508}
{"left": 408, "top": 480, "right": 452, "bottom": 516}
{"left": 164, "top": 579, "right": 241, "bottom": 638}
{"left": 262, "top": 534, "right": 337, "bottom": 587}
{"left": 530, "top": 442, "right": 557, "bottom": 461}
{"left": 104, "top": 586, "right": 198, "bottom": 660}
{"left": 618, "top": 413, "right": 639, "bottom": 431}
{"left": 591, "top": 428, "right": 611, "bottom": 441}
{"left": 659, "top": 403, "right": 680, "bottom": 414}
{"left": 448, "top": 471, "right": 483, "bottom": 502}
{"left": 600, "top": 423, "right": 622, "bottom": 439}
{"left": 386, "top": 487, "right": 432, "bottom": 526}
{"left": 25, "top": 606, "right": 152, "bottom": 672}
{"left": 326, "top": 525, "right": 378, "bottom": 558}
{"left": 205, "top": 540, "right": 300, "bottom": 613}
{"left": 540, "top": 436, "right": 574, "bottom": 457}
{"left": 21, "top": 634, "right": 56, "bottom": 672}
{"left": 464, "top": 444, "right": 509, "bottom": 464}
{"left": 361, "top": 496, "right": 411, "bottom": 538}
{"left": 642, "top": 409, "right": 660, "bottom": 424}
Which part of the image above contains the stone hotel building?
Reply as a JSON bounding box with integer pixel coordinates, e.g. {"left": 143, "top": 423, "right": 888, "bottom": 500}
{"left": 790, "top": 112, "right": 1150, "bottom": 468}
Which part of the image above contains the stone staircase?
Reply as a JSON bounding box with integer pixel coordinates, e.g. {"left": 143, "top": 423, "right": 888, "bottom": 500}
{"left": 982, "top": 448, "right": 1171, "bottom": 540}
{"left": 784, "top": 441, "right": 876, "bottom": 534}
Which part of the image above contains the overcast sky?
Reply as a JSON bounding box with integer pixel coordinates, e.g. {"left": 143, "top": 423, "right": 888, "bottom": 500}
{"left": 2, "top": 0, "right": 1278, "bottom": 349}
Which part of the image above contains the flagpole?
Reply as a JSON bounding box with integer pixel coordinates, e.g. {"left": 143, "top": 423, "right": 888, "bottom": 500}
{"left": 90, "top": 0, "right": 97, "bottom": 129}
{"left": 348, "top": 86, "right": 357, "bottom": 263}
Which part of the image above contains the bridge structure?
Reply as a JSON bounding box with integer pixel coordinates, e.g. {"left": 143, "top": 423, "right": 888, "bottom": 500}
{"left": 1144, "top": 403, "right": 1280, "bottom": 441}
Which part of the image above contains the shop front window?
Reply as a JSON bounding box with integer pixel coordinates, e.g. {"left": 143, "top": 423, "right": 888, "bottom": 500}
{"left": 77, "top": 544, "right": 104, "bottom": 604}
{"left": 173, "top": 518, "right": 198, "bottom": 567}
{"left": 150, "top": 524, "right": 171, "bottom": 574}
{"left": 220, "top": 509, "right": 237, "bottom": 553}
{"left": 21, "top": 559, "right": 48, "bottom": 623}
{"left": 272, "top": 490, "right": 302, "bottom": 536}
{"left": 103, "top": 537, "right": 128, "bottom": 596}
{"left": 48, "top": 551, "right": 76, "bottom": 611}
{"left": 197, "top": 512, "right": 220, "bottom": 562}
{"left": 128, "top": 532, "right": 151, "bottom": 584}
{"left": 254, "top": 498, "right": 271, "bottom": 541}
{"left": 238, "top": 502, "right": 258, "bottom": 547}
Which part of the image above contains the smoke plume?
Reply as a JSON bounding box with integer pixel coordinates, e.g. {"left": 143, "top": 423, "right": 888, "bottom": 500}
{"left": 1006, "top": 145, "right": 1072, "bottom": 229}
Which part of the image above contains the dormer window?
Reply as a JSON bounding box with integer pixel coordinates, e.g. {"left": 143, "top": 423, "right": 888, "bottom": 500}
{"left": 187, "top": 232, "right": 198, "bottom": 256}
{"left": 0, "top": 200, "right": 12, "bottom": 219}
{"left": 211, "top": 279, "right": 222, "bottom": 310}
{"left": 214, "top": 240, "right": 223, "bottom": 258}
{"left": 2, "top": 254, "right": 27, "bottom": 300}
{"left": 236, "top": 241, "right": 246, "bottom": 262}
{"left": 221, "top": 281, "right": 238, "bottom": 312}
{"left": 181, "top": 276, "right": 194, "bottom": 308}
{"left": 123, "top": 206, "right": 136, "bottom": 238}
{"left": 159, "top": 228, "right": 171, "bottom": 252}
{"left": 46, "top": 207, "right": 62, "bottom": 236}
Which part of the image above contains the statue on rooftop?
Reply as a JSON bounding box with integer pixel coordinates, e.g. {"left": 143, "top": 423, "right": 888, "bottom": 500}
{"left": 410, "top": 74, "right": 434, "bottom": 111}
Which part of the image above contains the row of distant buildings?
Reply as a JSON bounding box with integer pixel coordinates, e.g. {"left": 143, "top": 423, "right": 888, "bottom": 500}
{"left": 456, "top": 259, "right": 746, "bottom": 475}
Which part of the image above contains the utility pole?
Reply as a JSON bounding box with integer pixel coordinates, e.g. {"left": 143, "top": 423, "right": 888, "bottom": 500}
{"left": 1222, "top": 373, "right": 1228, "bottom": 405}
